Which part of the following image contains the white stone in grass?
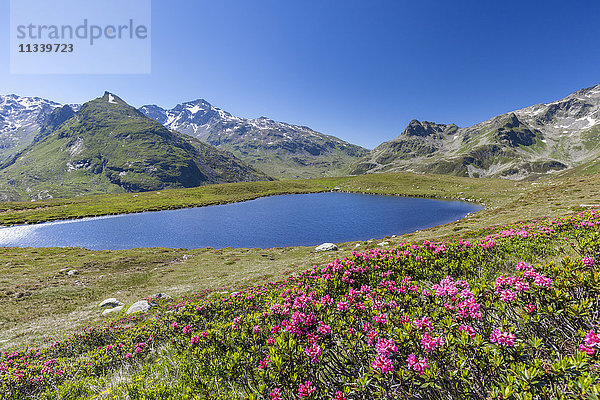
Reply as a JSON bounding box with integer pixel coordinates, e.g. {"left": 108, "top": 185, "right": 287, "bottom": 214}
{"left": 378, "top": 241, "right": 389, "bottom": 246}
{"left": 99, "top": 298, "right": 124, "bottom": 308}
{"left": 102, "top": 306, "right": 123, "bottom": 316}
{"left": 126, "top": 300, "right": 151, "bottom": 315}
{"left": 315, "top": 243, "right": 338, "bottom": 252}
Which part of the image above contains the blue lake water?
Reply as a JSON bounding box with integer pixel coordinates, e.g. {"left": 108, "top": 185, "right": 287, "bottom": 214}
{"left": 0, "top": 192, "right": 482, "bottom": 250}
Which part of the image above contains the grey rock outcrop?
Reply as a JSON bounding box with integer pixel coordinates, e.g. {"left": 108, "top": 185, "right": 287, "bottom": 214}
{"left": 102, "top": 306, "right": 124, "bottom": 316}
{"left": 315, "top": 243, "right": 338, "bottom": 252}
{"left": 126, "top": 300, "right": 151, "bottom": 315}
{"left": 99, "top": 298, "right": 124, "bottom": 308}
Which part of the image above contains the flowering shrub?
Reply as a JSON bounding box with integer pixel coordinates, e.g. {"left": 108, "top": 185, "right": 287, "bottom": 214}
{"left": 1, "top": 210, "right": 600, "bottom": 399}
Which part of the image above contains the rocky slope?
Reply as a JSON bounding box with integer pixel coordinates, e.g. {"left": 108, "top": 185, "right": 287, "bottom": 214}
{"left": 0, "top": 93, "right": 271, "bottom": 201}
{"left": 139, "top": 100, "right": 368, "bottom": 179}
{"left": 351, "top": 83, "right": 600, "bottom": 179}
{"left": 0, "top": 95, "right": 64, "bottom": 162}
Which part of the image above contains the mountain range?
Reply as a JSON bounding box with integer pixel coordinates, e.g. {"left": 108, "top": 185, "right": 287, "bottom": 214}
{"left": 351, "top": 83, "right": 600, "bottom": 179}
{"left": 0, "top": 93, "right": 269, "bottom": 201}
{"left": 0, "top": 83, "right": 599, "bottom": 201}
{"left": 139, "top": 100, "right": 368, "bottom": 179}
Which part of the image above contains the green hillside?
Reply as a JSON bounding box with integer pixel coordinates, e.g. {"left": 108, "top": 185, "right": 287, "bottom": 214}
{"left": 0, "top": 93, "right": 271, "bottom": 201}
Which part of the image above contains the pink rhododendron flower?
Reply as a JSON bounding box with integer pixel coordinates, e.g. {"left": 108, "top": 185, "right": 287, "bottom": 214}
{"left": 413, "top": 316, "right": 433, "bottom": 330}
{"left": 317, "top": 323, "right": 331, "bottom": 336}
{"left": 421, "top": 332, "right": 444, "bottom": 352}
{"left": 499, "top": 289, "right": 516, "bottom": 302}
{"left": 298, "top": 380, "right": 316, "bottom": 397}
{"left": 337, "top": 301, "right": 349, "bottom": 311}
{"left": 513, "top": 279, "right": 530, "bottom": 292}
{"left": 579, "top": 344, "right": 595, "bottom": 356}
{"left": 371, "top": 355, "right": 394, "bottom": 374}
{"left": 334, "top": 390, "right": 347, "bottom": 400}
{"left": 406, "top": 353, "right": 429, "bottom": 375}
{"left": 584, "top": 330, "right": 600, "bottom": 347}
{"left": 525, "top": 303, "right": 536, "bottom": 313}
{"left": 375, "top": 338, "right": 397, "bottom": 356}
{"left": 367, "top": 329, "right": 379, "bottom": 345}
{"left": 320, "top": 295, "right": 333, "bottom": 306}
{"left": 583, "top": 257, "right": 595, "bottom": 267}
{"left": 258, "top": 356, "right": 270, "bottom": 369}
{"left": 490, "top": 329, "right": 516, "bottom": 346}
{"left": 182, "top": 325, "right": 192, "bottom": 334}
{"left": 304, "top": 343, "right": 322, "bottom": 363}
{"left": 459, "top": 324, "right": 476, "bottom": 339}
{"left": 252, "top": 325, "right": 261, "bottom": 333}
{"left": 269, "top": 387, "right": 282, "bottom": 400}
{"left": 516, "top": 262, "right": 530, "bottom": 270}
{"left": 372, "top": 313, "right": 387, "bottom": 324}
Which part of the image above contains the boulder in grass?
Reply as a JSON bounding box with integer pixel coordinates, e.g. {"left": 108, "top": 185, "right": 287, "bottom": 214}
{"left": 126, "top": 300, "right": 151, "bottom": 315}
{"left": 102, "top": 306, "right": 123, "bottom": 316}
{"left": 152, "top": 293, "right": 171, "bottom": 300}
{"left": 315, "top": 243, "right": 338, "bottom": 252}
{"left": 99, "top": 298, "right": 124, "bottom": 308}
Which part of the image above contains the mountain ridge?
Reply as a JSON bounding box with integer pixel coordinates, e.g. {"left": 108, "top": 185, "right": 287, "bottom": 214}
{"left": 0, "top": 92, "right": 271, "bottom": 201}
{"left": 139, "top": 99, "right": 369, "bottom": 179}
{"left": 2, "top": 83, "right": 600, "bottom": 186}
{"left": 351, "top": 83, "right": 600, "bottom": 179}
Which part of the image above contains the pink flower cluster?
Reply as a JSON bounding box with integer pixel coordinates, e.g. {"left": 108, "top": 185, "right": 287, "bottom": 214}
{"left": 375, "top": 338, "right": 397, "bottom": 357}
{"left": 298, "top": 380, "right": 316, "bottom": 397}
{"left": 421, "top": 332, "right": 444, "bottom": 353}
{"left": 490, "top": 329, "right": 516, "bottom": 347}
{"left": 371, "top": 355, "right": 394, "bottom": 374}
{"left": 579, "top": 330, "right": 600, "bottom": 355}
{"left": 413, "top": 316, "right": 433, "bottom": 330}
{"left": 582, "top": 257, "right": 595, "bottom": 267}
{"left": 495, "top": 263, "right": 552, "bottom": 304}
{"left": 432, "top": 277, "right": 482, "bottom": 320}
{"left": 304, "top": 343, "right": 322, "bottom": 363}
{"left": 269, "top": 387, "right": 282, "bottom": 400}
{"left": 406, "top": 353, "right": 429, "bottom": 375}
{"left": 459, "top": 324, "right": 476, "bottom": 339}
{"left": 334, "top": 391, "right": 347, "bottom": 400}
{"left": 370, "top": 337, "right": 398, "bottom": 374}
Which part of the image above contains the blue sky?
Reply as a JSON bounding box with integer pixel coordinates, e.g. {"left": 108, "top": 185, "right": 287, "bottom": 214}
{"left": 1, "top": 0, "right": 599, "bottom": 148}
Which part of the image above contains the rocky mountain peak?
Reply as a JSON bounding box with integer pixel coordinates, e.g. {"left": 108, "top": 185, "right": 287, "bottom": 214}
{"left": 101, "top": 92, "right": 128, "bottom": 106}
{"left": 401, "top": 119, "right": 458, "bottom": 137}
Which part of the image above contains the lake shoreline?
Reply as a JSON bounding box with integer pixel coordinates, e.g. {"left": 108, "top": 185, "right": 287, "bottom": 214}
{"left": 0, "top": 192, "right": 482, "bottom": 250}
